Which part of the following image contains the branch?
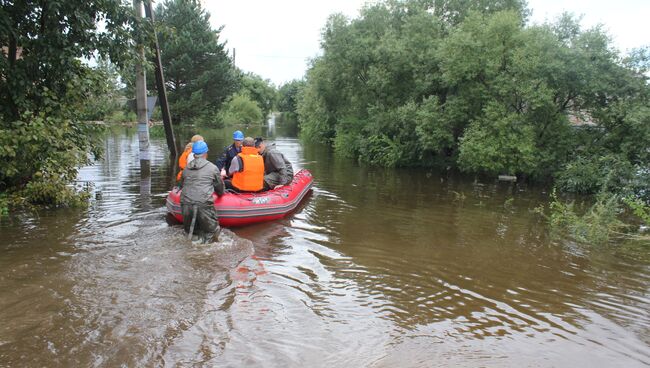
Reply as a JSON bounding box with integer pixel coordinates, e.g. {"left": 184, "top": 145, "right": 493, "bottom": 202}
{"left": 560, "top": 92, "right": 575, "bottom": 112}
{"left": 6, "top": 34, "right": 19, "bottom": 119}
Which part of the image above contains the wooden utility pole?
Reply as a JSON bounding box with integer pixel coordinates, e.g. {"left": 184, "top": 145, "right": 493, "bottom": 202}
{"left": 133, "top": 0, "right": 150, "bottom": 166}
{"left": 143, "top": 0, "right": 177, "bottom": 158}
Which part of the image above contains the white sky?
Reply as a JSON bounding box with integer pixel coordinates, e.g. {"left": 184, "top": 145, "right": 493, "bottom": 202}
{"left": 203, "top": 0, "right": 649, "bottom": 86}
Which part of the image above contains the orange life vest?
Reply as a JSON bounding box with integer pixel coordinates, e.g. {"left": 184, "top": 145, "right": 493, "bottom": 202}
{"left": 176, "top": 146, "right": 192, "bottom": 181}
{"left": 232, "top": 146, "right": 264, "bottom": 191}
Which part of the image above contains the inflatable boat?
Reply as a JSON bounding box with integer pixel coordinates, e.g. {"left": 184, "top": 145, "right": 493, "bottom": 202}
{"left": 166, "top": 169, "right": 313, "bottom": 227}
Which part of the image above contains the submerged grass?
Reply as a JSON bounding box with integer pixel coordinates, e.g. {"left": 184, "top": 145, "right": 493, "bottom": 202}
{"left": 0, "top": 193, "right": 9, "bottom": 217}
{"left": 0, "top": 181, "right": 91, "bottom": 219}
{"left": 536, "top": 190, "right": 650, "bottom": 246}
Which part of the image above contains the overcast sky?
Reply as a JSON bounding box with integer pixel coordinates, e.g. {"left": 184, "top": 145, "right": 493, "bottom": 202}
{"left": 203, "top": 0, "right": 649, "bottom": 86}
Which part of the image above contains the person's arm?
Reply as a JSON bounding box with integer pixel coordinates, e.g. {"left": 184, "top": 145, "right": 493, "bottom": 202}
{"left": 178, "top": 149, "right": 190, "bottom": 170}
{"left": 270, "top": 152, "right": 291, "bottom": 185}
{"left": 228, "top": 156, "right": 243, "bottom": 176}
{"left": 178, "top": 167, "right": 185, "bottom": 188}
{"left": 213, "top": 169, "right": 225, "bottom": 196}
{"left": 215, "top": 146, "right": 228, "bottom": 171}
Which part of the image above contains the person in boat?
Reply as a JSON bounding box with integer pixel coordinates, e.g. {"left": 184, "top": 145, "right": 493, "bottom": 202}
{"left": 176, "top": 134, "right": 204, "bottom": 182}
{"left": 180, "top": 141, "right": 225, "bottom": 242}
{"left": 254, "top": 137, "right": 294, "bottom": 190}
{"left": 224, "top": 137, "right": 265, "bottom": 192}
{"left": 216, "top": 130, "right": 244, "bottom": 177}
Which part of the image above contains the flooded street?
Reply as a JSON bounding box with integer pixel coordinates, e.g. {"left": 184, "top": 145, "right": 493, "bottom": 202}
{"left": 1, "top": 123, "right": 649, "bottom": 367}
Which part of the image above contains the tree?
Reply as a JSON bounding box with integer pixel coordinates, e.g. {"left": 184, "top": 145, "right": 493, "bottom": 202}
{"left": 239, "top": 72, "right": 277, "bottom": 119}
{"left": 155, "top": 0, "right": 238, "bottom": 124}
{"left": 0, "top": 0, "right": 133, "bottom": 205}
{"left": 277, "top": 79, "right": 305, "bottom": 114}
{"left": 217, "top": 93, "right": 263, "bottom": 126}
{"left": 297, "top": 0, "right": 650, "bottom": 194}
{"left": 298, "top": 0, "right": 529, "bottom": 166}
{"left": 78, "top": 58, "right": 124, "bottom": 121}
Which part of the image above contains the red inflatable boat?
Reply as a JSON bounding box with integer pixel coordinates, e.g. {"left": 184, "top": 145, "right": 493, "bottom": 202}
{"left": 166, "top": 169, "right": 313, "bottom": 227}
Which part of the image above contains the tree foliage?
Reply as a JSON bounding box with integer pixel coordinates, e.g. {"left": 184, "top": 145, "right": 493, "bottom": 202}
{"left": 78, "top": 58, "right": 124, "bottom": 121}
{"left": 155, "top": 0, "right": 238, "bottom": 124}
{"left": 298, "top": 0, "right": 650, "bottom": 195}
{"left": 0, "top": 0, "right": 133, "bottom": 205}
{"left": 277, "top": 79, "right": 305, "bottom": 114}
{"left": 238, "top": 72, "right": 277, "bottom": 119}
{"left": 217, "top": 93, "right": 263, "bottom": 126}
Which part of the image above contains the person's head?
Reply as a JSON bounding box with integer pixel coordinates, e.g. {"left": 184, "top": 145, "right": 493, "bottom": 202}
{"left": 242, "top": 137, "right": 255, "bottom": 147}
{"left": 233, "top": 130, "right": 244, "bottom": 148}
{"left": 192, "top": 141, "right": 208, "bottom": 158}
{"left": 254, "top": 137, "right": 265, "bottom": 153}
{"left": 191, "top": 134, "right": 204, "bottom": 143}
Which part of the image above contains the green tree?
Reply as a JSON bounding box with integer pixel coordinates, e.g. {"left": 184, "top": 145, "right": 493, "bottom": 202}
{"left": 78, "top": 58, "right": 124, "bottom": 121}
{"left": 155, "top": 0, "right": 238, "bottom": 124}
{"left": 277, "top": 79, "right": 305, "bottom": 114}
{"left": 0, "top": 0, "right": 133, "bottom": 205}
{"left": 217, "top": 93, "right": 263, "bottom": 126}
{"left": 298, "top": 1, "right": 529, "bottom": 165}
{"left": 239, "top": 72, "right": 277, "bottom": 118}
{"left": 297, "top": 0, "right": 649, "bottom": 193}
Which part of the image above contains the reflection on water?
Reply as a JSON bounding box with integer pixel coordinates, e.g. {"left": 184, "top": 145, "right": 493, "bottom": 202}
{"left": 0, "top": 125, "right": 649, "bottom": 367}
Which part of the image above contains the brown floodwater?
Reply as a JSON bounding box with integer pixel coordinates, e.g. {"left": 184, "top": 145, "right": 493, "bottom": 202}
{"left": 1, "top": 121, "right": 649, "bottom": 367}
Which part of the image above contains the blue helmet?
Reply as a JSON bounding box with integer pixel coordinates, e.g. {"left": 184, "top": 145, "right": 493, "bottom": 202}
{"left": 233, "top": 130, "right": 244, "bottom": 141}
{"left": 192, "top": 141, "right": 208, "bottom": 155}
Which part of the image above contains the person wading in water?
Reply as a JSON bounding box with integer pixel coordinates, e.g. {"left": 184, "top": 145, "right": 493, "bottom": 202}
{"left": 180, "top": 141, "right": 224, "bottom": 242}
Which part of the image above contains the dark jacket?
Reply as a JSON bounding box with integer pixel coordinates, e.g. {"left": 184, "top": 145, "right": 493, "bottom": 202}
{"left": 215, "top": 143, "right": 241, "bottom": 172}
{"left": 181, "top": 157, "right": 224, "bottom": 205}
{"left": 261, "top": 145, "right": 294, "bottom": 185}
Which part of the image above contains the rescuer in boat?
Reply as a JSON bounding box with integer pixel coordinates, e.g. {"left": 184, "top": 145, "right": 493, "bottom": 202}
{"left": 216, "top": 130, "right": 244, "bottom": 177}
{"left": 180, "top": 141, "right": 225, "bottom": 242}
{"left": 176, "top": 134, "right": 204, "bottom": 182}
{"left": 254, "top": 137, "right": 294, "bottom": 190}
{"left": 225, "top": 137, "right": 265, "bottom": 192}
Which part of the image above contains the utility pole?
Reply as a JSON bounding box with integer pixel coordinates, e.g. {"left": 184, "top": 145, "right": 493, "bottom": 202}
{"left": 143, "top": 0, "right": 177, "bottom": 158}
{"left": 133, "top": 0, "right": 151, "bottom": 197}
{"left": 232, "top": 48, "right": 236, "bottom": 66}
{"left": 133, "top": 0, "right": 150, "bottom": 167}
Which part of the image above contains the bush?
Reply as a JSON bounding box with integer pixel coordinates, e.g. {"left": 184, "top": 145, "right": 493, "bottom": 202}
{"left": 0, "top": 0, "right": 133, "bottom": 208}
{"left": 239, "top": 73, "right": 277, "bottom": 118}
{"left": 148, "top": 125, "right": 166, "bottom": 138}
{"left": 543, "top": 190, "right": 625, "bottom": 244}
{"left": 275, "top": 112, "right": 299, "bottom": 129}
{"left": 217, "top": 93, "right": 263, "bottom": 126}
{"left": 105, "top": 110, "right": 137, "bottom": 124}
{"left": 358, "top": 134, "right": 403, "bottom": 167}
{"left": 0, "top": 193, "right": 9, "bottom": 217}
{"left": 457, "top": 102, "right": 539, "bottom": 176}
{"left": 624, "top": 197, "right": 650, "bottom": 227}
{"left": 22, "top": 176, "right": 89, "bottom": 207}
{"left": 555, "top": 154, "right": 636, "bottom": 194}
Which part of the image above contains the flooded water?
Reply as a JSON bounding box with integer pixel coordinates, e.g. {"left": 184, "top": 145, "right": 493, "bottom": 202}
{"left": 1, "top": 120, "right": 649, "bottom": 367}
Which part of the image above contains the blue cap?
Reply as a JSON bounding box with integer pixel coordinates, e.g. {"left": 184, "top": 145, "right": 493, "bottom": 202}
{"left": 192, "top": 141, "right": 208, "bottom": 155}
{"left": 233, "top": 130, "right": 244, "bottom": 141}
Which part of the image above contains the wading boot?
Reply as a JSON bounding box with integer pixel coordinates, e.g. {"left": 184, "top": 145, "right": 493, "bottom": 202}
{"left": 203, "top": 226, "right": 222, "bottom": 243}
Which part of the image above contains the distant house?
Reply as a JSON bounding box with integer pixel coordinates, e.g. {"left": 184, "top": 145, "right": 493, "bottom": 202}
{"left": 1, "top": 46, "right": 23, "bottom": 83}
{"left": 1, "top": 46, "right": 23, "bottom": 59}
{"left": 567, "top": 110, "right": 598, "bottom": 127}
